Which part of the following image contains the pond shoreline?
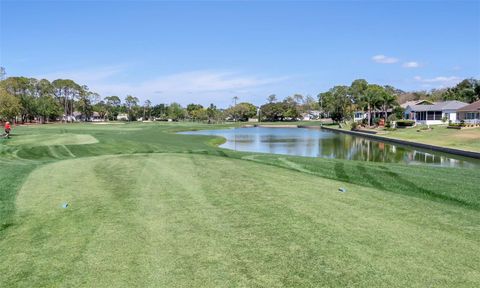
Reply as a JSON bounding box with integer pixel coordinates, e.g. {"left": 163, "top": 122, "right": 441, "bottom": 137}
{"left": 244, "top": 124, "right": 480, "bottom": 160}
{"left": 242, "top": 124, "right": 480, "bottom": 159}
{"left": 319, "top": 126, "right": 480, "bottom": 160}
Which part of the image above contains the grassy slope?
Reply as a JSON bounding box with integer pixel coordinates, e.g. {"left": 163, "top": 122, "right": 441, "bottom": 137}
{"left": 0, "top": 122, "right": 479, "bottom": 287}
{"left": 381, "top": 126, "right": 480, "bottom": 152}
{"left": 334, "top": 124, "right": 480, "bottom": 152}
{"left": 2, "top": 154, "right": 479, "bottom": 287}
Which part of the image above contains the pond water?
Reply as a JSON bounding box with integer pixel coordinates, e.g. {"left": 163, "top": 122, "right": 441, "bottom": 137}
{"left": 180, "top": 127, "right": 480, "bottom": 168}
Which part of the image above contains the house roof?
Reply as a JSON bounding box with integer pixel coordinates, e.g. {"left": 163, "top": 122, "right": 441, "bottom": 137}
{"left": 409, "top": 100, "right": 469, "bottom": 112}
{"left": 457, "top": 100, "right": 480, "bottom": 112}
{"left": 441, "top": 100, "right": 469, "bottom": 110}
{"left": 400, "top": 100, "right": 433, "bottom": 108}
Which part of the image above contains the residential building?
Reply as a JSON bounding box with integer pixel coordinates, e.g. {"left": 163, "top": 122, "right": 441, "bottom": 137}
{"left": 302, "top": 110, "right": 322, "bottom": 121}
{"left": 353, "top": 111, "right": 366, "bottom": 122}
{"left": 404, "top": 100, "right": 468, "bottom": 125}
{"left": 117, "top": 113, "right": 129, "bottom": 121}
{"left": 457, "top": 100, "right": 480, "bottom": 124}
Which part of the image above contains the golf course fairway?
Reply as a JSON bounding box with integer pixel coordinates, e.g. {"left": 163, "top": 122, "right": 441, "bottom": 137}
{"left": 0, "top": 123, "right": 479, "bottom": 287}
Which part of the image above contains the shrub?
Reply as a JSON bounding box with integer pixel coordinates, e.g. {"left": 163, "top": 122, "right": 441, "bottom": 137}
{"left": 351, "top": 121, "right": 359, "bottom": 130}
{"left": 392, "top": 106, "right": 405, "bottom": 120}
{"left": 396, "top": 120, "right": 415, "bottom": 127}
{"left": 387, "top": 114, "right": 397, "bottom": 122}
{"left": 448, "top": 123, "right": 464, "bottom": 127}
{"left": 416, "top": 125, "right": 432, "bottom": 131}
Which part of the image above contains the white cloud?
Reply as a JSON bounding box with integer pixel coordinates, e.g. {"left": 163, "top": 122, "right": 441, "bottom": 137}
{"left": 413, "top": 76, "right": 462, "bottom": 88}
{"left": 140, "top": 70, "right": 287, "bottom": 93}
{"left": 403, "top": 61, "right": 420, "bottom": 68}
{"left": 37, "top": 65, "right": 126, "bottom": 83}
{"left": 371, "top": 54, "right": 399, "bottom": 64}
{"left": 35, "top": 67, "right": 289, "bottom": 106}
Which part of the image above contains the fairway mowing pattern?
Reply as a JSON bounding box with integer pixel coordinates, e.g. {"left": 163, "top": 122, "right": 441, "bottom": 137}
{"left": 6, "top": 133, "right": 98, "bottom": 147}
{"left": 1, "top": 153, "right": 479, "bottom": 287}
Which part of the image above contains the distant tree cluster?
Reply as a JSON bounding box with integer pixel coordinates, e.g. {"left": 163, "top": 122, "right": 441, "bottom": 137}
{"left": 397, "top": 78, "right": 480, "bottom": 104}
{"left": 317, "top": 80, "right": 398, "bottom": 125}
{"left": 1, "top": 66, "right": 477, "bottom": 124}
{"left": 317, "top": 78, "right": 479, "bottom": 125}
{"left": 259, "top": 94, "right": 319, "bottom": 121}
{"left": 0, "top": 68, "right": 153, "bottom": 123}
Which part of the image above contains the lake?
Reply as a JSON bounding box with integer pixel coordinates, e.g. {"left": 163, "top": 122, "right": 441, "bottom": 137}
{"left": 181, "top": 127, "right": 480, "bottom": 168}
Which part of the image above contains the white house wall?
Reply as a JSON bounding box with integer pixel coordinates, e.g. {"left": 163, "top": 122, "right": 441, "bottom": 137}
{"left": 442, "top": 110, "right": 457, "bottom": 122}
{"left": 416, "top": 120, "right": 444, "bottom": 125}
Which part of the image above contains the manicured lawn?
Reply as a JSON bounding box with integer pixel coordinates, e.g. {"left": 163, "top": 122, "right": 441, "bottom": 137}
{"left": 1, "top": 122, "right": 479, "bottom": 287}
{"left": 382, "top": 126, "right": 480, "bottom": 152}
{"left": 335, "top": 124, "right": 480, "bottom": 152}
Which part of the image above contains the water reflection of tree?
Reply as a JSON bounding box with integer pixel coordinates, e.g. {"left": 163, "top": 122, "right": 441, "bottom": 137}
{"left": 317, "top": 134, "right": 452, "bottom": 164}
{"left": 212, "top": 128, "right": 476, "bottom": 167}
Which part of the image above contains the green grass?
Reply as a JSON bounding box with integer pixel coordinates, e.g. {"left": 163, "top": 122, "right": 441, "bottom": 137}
{"left": 381, "top": 126, "right": 480, "bottom": 152}
{"left": 1, "top": 122, "right": 479, "bottom": 287}
{"left": 336, "top": 124, "right": 480, "bottom": 152}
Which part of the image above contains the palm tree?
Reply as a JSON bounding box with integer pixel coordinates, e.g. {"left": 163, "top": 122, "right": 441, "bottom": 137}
{"left": 232, "top": 96, "right": 239, "bottom": 122}
{"left": 362, "top": 85, "right": 382, "bottom": 126}
{"left": 267, "top": 94, "right": 277, "bottom": 103}
{"left": 144, "top": 99, "right": 151, "bottom": 120}
{"left": 350, "top": 79, "right": 369, "bottom": 123}
{"left": 379, "top": 90, "right": 397, "bottom": 120}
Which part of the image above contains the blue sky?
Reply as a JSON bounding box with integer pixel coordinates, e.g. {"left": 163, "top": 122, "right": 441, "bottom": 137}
{"left": 1, "top": 0, "right": 479, "bottom": 107}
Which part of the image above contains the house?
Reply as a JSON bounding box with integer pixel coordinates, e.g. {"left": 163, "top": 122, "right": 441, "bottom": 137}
{"left": 404, "top": 100, "right": 468, "bottom": 125}
{"left": 62, "top": 114, "right": 77, "bottom": 122}
{"left": 116, "top": 113, "right": 129, "bottom": 121}
{"left": 91, "top": 112, "right": 103, "bottom": 122}
{"left": 370, "top": 108, "right": 393, "bottom": 120}
{"left": 353, "top": 111, "right": 366, "bottom": 122}
{"left": 401, "top": 100, "right": 433, "bottom": 119}
{"left": 457, "top": 100, "right": 480, "bottom": 124}
{"left": 301, "top": 110, "right": 322, "bottom": 121}
{"left": 400, "top": 99, "right": 433, "bottom": 109}
{"left": 353, "top": 109, "right": 392, "bottom": 124}
{"left": 70, "top": 111, "right": 103, "bottom": 122}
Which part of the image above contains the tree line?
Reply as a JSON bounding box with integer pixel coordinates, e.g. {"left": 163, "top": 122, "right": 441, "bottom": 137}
{"left": 318, "top": 78, "right": 480, "bottom": 125}
{"left": 1, "top": 67, "right": 478, "bottom": 124}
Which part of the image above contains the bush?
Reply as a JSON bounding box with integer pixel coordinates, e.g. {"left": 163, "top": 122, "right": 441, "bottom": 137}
{"left": 351, "top": 121, "right": 359, "bottom": 130}
{"left": 392, "top": 106, "right": 405, "bottom": 120}
{"left": 449, "top": 121, "right": 466, "bottom": 127}
{"left": 449, "top": 123, "right": 464, "bottom": 127}
{"left": 396, "top": 120, "right": 415, "bottom": 127}
{"left": 387, "top": 114, "right": 397, "bottom": 122}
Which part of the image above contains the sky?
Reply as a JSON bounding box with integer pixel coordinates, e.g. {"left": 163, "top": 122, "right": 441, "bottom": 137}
{"left": 1, "top": 0, "right": 479, "bottom": 107}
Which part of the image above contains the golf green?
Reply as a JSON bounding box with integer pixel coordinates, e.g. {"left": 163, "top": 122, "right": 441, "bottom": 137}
{"left": 0, "top": 123, "right": 479, "bottom": 287}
